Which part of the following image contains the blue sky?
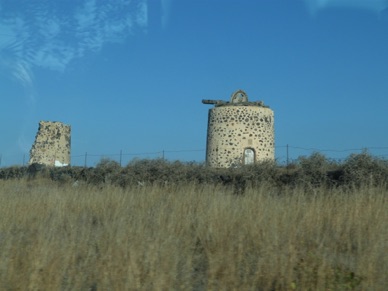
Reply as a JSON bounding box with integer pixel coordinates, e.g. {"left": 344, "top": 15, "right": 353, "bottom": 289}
{"left": 1, "top": 0, "right": 388, "bottom": 166}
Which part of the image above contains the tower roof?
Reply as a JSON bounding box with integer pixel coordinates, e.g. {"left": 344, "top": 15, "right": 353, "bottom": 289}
{"left": 202, "top": 89, "right": 269, "bottom": 108}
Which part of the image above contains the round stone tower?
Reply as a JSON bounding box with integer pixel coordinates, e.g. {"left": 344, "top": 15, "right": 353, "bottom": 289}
{"left": 202, "top": 90, "right": 274, "bottom": 168}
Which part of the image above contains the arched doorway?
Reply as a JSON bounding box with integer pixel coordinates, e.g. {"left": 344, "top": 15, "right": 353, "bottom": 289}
{"left": 244, "top": 148, "right": 255, "bottom": 165}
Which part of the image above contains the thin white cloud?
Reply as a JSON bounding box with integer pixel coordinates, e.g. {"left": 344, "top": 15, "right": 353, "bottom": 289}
{"left": 0, "top": 0, "right": 148, "bottom": 74}
{"left": 136, "top": 1, "right": 148, "bottom": 27}
{"left": 0, "top": 19, "right": 35, "bottom": 101}
{"left": 161, "top": 0, "right": 173, "bottom": 29}
{"left": 304, "top": 0, "right": 388, "bottom": 14}
{"left": 13, "top": 61, "right": 33, "bottom": 91}
{"left": 0, "top": 0, "right": 148, "bottom": 153}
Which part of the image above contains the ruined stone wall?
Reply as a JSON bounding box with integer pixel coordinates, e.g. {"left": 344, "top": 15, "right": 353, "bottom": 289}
{"left": 29, "top": 121, "right": 71, "bottom": 167}
{"left": 206, "top": 106, "right": 274, "bottom": 168}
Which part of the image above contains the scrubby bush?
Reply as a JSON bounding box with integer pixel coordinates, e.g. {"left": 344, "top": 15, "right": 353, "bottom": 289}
{"left": 91, "top": 158, "right": 122, "bottom": 185}
{"left": 342, "top": 151, "right": 388, "bottom": 187}
{"left": 120, "top": 159, "right": 216, "bottom": 187}
{"left": 295, "top": 152, "right": 338, "bottom": 187}
{"left": 2, "top": 152, "right": 388, "bottom": 191}
{"left": 241, "top": 160, "right": 279, "bottom": 187}
{"left": 0, "top": 166, "right": 27, "bottom": 179}
{"left": 95, "top": 158, "right": 121, "bottom": 173}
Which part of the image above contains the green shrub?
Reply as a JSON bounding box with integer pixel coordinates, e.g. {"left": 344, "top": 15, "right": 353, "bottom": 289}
{"left": 242, "top": 160, "right": 279, "bottom": 187}
{"left": 295, "top": 152, "right": 337, "bottom": 187}
{"left": 342, "top": 151, "right": 388, "bottom": 187}
{"left": 2, "top": 152, "right": 388, "bottom": 191}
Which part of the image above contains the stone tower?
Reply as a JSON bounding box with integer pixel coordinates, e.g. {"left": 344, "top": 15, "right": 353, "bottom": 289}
{"left": 202, "top": 90, "right": 274, "bottom": 168}
{"left": 29, "top": 121, "right": 71, "bottom": 167}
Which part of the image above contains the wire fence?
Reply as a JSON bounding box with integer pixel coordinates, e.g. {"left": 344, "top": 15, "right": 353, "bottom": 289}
{"left": 2, "top": 145, "right": 388, "bottom": 168}
{"left": 276, "top": 145, "right": 388, "bottom": 166}
{"left": 0, "top": 149, "right": 206, "bottom": 168}
{"left": 70, "top": 149, "right": 206, "bottom": 167}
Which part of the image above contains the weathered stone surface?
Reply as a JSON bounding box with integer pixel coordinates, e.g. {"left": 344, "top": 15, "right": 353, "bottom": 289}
{"left": 29, "top": 121, "right": 71, "bottom": 167}
{"left": 204, "top": 90, "right": 275, "bottom": 168}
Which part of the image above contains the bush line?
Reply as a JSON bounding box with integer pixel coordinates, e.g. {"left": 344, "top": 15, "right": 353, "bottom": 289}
{"left": 1, "top": 151, "right": 388, "bottom": 191}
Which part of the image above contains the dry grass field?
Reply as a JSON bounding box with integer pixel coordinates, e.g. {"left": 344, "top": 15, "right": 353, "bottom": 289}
{"left": 0, "top": 178, "right": 386, "bottom": 290}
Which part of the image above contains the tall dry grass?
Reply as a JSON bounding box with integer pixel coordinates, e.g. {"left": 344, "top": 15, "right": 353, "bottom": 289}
{"left": 0, "top": 179, "right": 386, "bottom": 290}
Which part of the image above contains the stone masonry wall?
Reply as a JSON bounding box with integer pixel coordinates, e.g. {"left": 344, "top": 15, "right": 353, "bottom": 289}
{"left": 206, "top": 106, "right": 274, "bottom": 168}
{"left": 29, "top": 121, "right": 71, "bottom": 167}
